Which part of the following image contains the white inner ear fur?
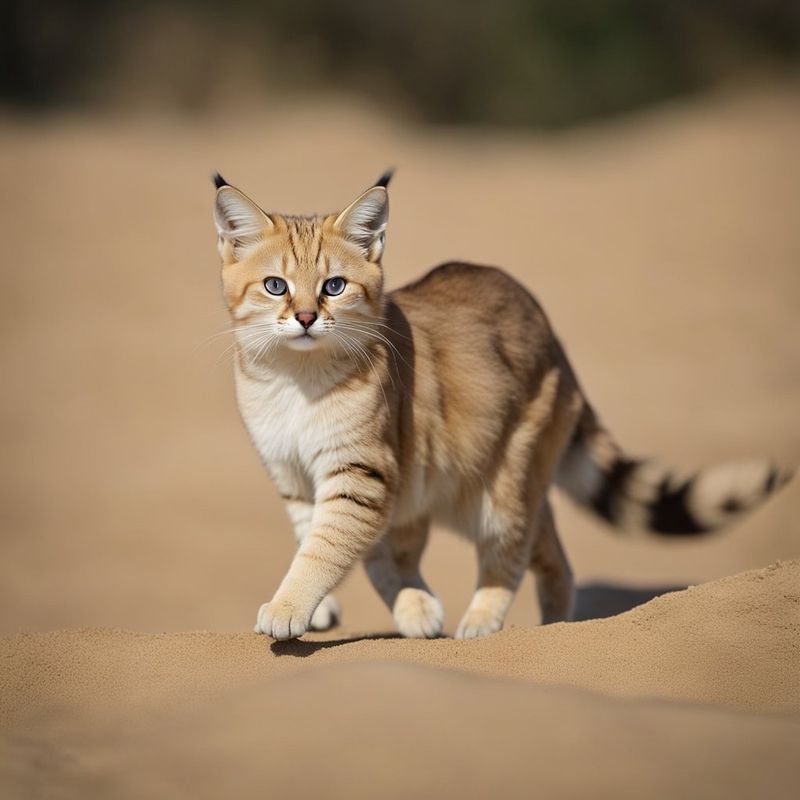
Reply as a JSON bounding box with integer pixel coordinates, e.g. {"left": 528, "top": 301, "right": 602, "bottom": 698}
{"left": 214, "top": 186, "right": 273, "bottom": 260}
{"left": 334, "top": 186, "right": 388, "bottom": 260}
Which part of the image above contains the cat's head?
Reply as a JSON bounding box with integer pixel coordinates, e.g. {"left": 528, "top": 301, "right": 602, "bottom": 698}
{"left": 213, "top": 171, "right": 392, "bottom": 356}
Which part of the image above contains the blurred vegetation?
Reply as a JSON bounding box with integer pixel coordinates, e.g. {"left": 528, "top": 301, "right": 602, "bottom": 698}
{"left": 2, "top": 0, "right": 799, "bottom": 127}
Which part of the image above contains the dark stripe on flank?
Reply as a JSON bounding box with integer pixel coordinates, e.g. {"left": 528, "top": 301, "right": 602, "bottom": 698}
{"left": 328, "top": 463, "right": 386, "bottom": 484}
{"left": 590, "top": 457, "right": 638, "bottom": 524}
{"left": 323, "top": 492, "right": 381, "bottom": 511}
{"left": 648, "top": 477, "right": 708, "bottom": 535}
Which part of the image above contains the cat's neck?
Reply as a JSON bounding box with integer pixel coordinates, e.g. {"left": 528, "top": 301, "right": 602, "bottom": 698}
{"left": 234, "top": 341, "right": 376, "bottom": 401}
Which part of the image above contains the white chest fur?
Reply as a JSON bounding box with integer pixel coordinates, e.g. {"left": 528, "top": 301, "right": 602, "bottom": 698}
{"left": 237, "top": 372, "right": 318, "bottom": 467}
{"left": 234, "top": 361, "right": 366, "bottom": 484}
{"left": 234, "top": 359, "right": 439, "bottom": 529}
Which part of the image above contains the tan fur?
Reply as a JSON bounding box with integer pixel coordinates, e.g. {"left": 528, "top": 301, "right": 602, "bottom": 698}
{"left": 213, "top": 175, "right": 789, "bottom": 640}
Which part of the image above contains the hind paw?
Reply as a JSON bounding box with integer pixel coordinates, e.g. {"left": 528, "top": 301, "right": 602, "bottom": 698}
{"left": 455, "top": 608, "right": 504, "bottom": 639}
{"left": 393, "top": 588, "right": 444, "bottom": 638}
{"left": 309, "top": 595, "right": 341, "bottom": 631}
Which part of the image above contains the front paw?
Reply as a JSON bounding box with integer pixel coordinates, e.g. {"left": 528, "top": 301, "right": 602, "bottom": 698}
{"left": 254, "top": 598, "right": 309, "bottom": 640}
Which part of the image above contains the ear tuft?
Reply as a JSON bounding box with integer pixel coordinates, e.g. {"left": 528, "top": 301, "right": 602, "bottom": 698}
{"left": 374, "top": 168, "right": 395, "bottom": 189}
{"left": 214, "top": 184, "right": 273, "bottom": 262}
{"left": 334, "top": 186, "right": 389, "bottom": 262}
{"left": 212, "top": 172, "right": 229, "bottom": 189}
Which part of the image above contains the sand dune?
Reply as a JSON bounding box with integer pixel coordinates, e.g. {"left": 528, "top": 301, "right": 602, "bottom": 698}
{"left": 1, "top": 84, "right": 799, "bottom": 796}
{"left": 3, "top": 560, "right": 799, "bottom": 722}
{"left": 2, "top": 562, "right": 799, "bottom": 798}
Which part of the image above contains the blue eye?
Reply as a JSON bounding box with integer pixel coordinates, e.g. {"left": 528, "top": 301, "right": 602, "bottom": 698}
{"left": 264, "top": 277, "right": 288, "bottom": 296}
{"left": 322, "top": 277, "right": 346, "bottom": 296}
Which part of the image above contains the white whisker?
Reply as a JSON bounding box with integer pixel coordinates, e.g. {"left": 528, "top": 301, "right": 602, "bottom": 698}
{"left": 331, "top": 328, "right": 391, "bottom": 416}
{"left": 334, "top": 320, "right": 413, "bottom": 377}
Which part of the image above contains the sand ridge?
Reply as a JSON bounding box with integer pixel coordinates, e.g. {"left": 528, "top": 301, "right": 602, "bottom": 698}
{"left": 1, "top": 562, "right": 799, "bottom": 799}
{"left": 2, "top": 561, "right": 799, "bottom": 724}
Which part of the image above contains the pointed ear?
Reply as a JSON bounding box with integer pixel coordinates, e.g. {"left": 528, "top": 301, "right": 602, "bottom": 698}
{"left": 213, "top": 178, "right": 274, "bottom": 262}
{"left": 333, "top": 186, "right": 389, "bottom": 263}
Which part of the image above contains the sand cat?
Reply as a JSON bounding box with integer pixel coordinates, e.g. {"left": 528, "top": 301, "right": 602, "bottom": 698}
{"left": 213, "top": 170, "right": 790, "bottom": 640}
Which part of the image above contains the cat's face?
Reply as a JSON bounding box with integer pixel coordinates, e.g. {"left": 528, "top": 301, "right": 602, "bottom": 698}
{"left": 214, "top": 175, "right": 389, "bottom": 357}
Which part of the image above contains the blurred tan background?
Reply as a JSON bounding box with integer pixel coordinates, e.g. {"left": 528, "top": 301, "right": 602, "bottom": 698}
{"left": 1, "top": 2, "right": 798, "bottom": 638}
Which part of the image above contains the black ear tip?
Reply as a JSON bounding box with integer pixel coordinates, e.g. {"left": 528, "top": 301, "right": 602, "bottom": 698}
{"left": 374, "top": 168, "right": 395, "bottom": 189}
{"left": 212, "top": 172, "right": 228, "bottom": 189}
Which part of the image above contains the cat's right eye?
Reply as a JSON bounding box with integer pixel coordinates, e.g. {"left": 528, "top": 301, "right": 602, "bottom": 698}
{"left": 264, "top": 277, "right": 288, "bottom": 296}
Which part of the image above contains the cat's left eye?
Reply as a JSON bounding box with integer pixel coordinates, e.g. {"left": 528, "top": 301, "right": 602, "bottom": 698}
{"left": 264, "top": 277, "right": 288, "bottom": 296}
{"left": 322, "top": 277, "right": 346, "bottom": 296}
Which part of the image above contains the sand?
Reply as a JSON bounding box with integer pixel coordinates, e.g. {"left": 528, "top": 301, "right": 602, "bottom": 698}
{"left": 1, "top": 562, "right": 799, "bottom": 798}
{"left": 1, "top": 82, "right": 799, "bottom": 796}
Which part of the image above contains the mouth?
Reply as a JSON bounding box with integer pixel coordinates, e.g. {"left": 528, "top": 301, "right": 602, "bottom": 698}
{"left": 286, "top": 331, "right": 321, "bottom": 351}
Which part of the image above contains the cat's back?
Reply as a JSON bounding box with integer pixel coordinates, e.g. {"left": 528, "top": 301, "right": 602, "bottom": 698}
{"left": 390, "top": 262, "right": 556, "bottom": 368}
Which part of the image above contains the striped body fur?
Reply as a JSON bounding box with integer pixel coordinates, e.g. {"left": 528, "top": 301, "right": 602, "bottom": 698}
{"left": 213, "top": 171, "right": 790, "bottom": 640}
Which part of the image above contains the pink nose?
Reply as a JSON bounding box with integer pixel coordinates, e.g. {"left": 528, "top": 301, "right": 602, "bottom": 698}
{"left": 295, "top": 311, "right": 317, "bottom": 330}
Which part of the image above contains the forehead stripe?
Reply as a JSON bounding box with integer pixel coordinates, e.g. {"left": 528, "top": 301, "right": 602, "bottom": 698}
{"left": 287, "top": 225, "right": 301, "bottom": 266}
{"left": 313, "top": 225, "right": 324, "bottom": 268}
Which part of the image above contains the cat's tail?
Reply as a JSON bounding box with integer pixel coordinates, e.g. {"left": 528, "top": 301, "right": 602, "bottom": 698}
{"left": 555, "top": 404, "right": 793, "bottom": 535}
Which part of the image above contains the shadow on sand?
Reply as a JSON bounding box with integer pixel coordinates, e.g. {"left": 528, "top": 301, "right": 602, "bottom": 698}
{"left": 270, "top": 632, "right": 405, "bottom": 657}
{"left": 269, "top": 582, "right": 685, "bottom": 656}
{"left": 572, "top": 582, "right": 685, "bottom": 622}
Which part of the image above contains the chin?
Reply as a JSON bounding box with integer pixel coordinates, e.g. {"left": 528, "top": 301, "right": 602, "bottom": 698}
{"left": 285, "top": 335, "right": 322, "bottom": 352}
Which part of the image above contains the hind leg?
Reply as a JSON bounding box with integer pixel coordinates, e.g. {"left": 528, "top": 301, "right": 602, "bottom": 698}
{"left": 455, "top": 481, "right": 536, "bottom": 639}
{"left": 530, "top": 500, "right": 574, "bottom": 624}
{"left": 456, "top": 484, "right": 534, "bottom": 639}
{"left": 455, "top": 524, "right": 532, "bottom": 639}
{"left": 364, "top": 518, "right": 444, "bottom": 639}
{"left": 455, "top": 368, "right": 582, "bottom": 639}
